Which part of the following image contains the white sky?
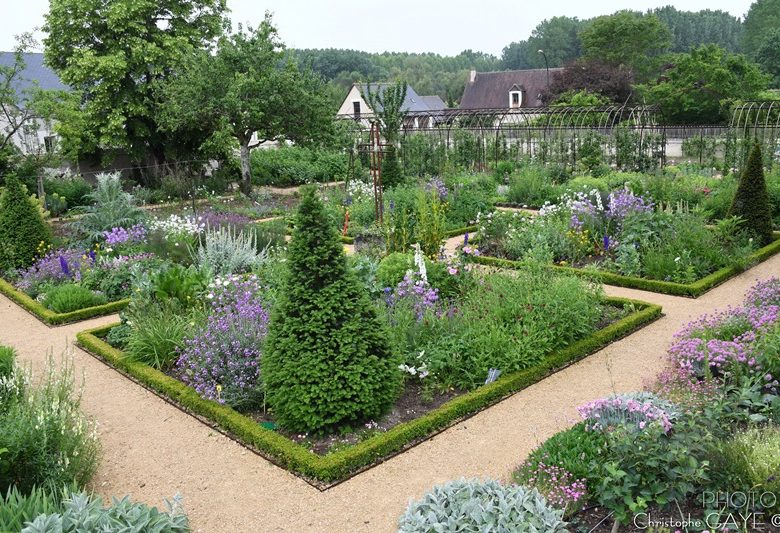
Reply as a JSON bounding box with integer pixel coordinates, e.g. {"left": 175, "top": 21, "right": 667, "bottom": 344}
{"left": 1, "top": 0, "right": 755, "bottom": 56}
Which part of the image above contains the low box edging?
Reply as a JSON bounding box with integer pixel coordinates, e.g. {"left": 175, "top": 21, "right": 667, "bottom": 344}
{"left": 472, "top": 234, "right": 780, "bottom": 298}
{"left": 76, "top": 297, "right": 661, "bottom": 484}
{"left": 0, "top": 278, "right": 129, "bottom": 325}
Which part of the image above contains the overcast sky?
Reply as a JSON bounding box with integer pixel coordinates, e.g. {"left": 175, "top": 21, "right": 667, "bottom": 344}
{"left": 1, "top": 0, "right": 755, "bottom": 56}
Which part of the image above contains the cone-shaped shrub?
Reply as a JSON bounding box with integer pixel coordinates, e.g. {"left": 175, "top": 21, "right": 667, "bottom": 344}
{"left": 262, "top": 186, "right": 400, "bottom": 433}
{"left": 728, "top": 143, "right": 773, "bottom": 246}
{"left": 0, "top": 175, "right": 51, "bottom": 271}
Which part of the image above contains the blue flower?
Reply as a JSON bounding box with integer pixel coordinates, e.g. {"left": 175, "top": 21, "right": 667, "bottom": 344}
{"left": 59, "top": 255, "right": 71, "bottom": 277}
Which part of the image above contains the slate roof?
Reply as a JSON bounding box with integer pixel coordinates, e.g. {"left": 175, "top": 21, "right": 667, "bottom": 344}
{"left": 358, "top": 83, "right": 447, "bottom": 113}
{"left": 460, "top": 69, "right": 562, "bottom": 109}
{"left": 0, "top": 52, "right": 69, "bottom": 98}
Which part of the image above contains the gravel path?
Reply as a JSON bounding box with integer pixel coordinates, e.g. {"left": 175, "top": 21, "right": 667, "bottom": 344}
{"left": 1, "top": 253, "right": 778, "bottom": 533}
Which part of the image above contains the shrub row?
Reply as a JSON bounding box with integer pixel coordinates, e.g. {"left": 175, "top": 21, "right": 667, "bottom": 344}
{"left": 0, "top": 278, "right": 129, "bottom": 325}
{"left": 473, "top": 233, "right": 780, "bottom": 298}
{"left": 76, "top": 297, "right": 661, "bottom": 485}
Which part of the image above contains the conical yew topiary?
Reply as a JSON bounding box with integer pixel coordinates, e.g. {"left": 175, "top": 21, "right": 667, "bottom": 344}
{"left": 262, "top": 186, "right": 400, "bottom": 433}
{"left": 728, "top": 143, "right": 773, "bottom": 246}
{"left": 0, "top": 175, "right": 51, "bottom": 271}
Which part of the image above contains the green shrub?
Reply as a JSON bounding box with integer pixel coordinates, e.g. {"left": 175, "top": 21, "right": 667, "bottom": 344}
{"left": 380, "top": 147, "right": 403, "bottom": 189}
{"left": 194, "top": 225, "right": 267, "bottom": 275}
{"left": 125, "top": 307, "right": 198, "bottom": 369}
{"left": 729, "top": 144, "right": 774, "bottom": 246}
{"left": 0, "top": 175, "right": 51, "bottom": 271}
{"left": 711, "top": 426, "right": 780, "bottom": 510}
{"left": 398, "top": 479, "right": 567, "bottom": 532}
{"left": 44, "top": 173, "right": 92, "bottom": 208}
{"left": 512, "top": 422, "right": 607, "bottom": 490}
{"left": 0, "top": 356, "right": 100, "bottom": 494}
{"left": 263, "top": 186, "right": 401, "bottom": 433}
{"left": 0, "top": 345, "right": 15, "bottom": 378}
{"left": 507, "top": 165, "right": 562, "bottom": 206}
{"left": 21, "top": 491, "right": 188, "bottom": 533}
{"left": 250, "top": 146, "right": 348, "bottom": 187}
{"left": 42, "top": 284, "right": 108, "bottom": 313}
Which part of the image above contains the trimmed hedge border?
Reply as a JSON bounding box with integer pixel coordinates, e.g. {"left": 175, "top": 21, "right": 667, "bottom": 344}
{"left": 76, "top": 297, "right": 660, "bottom": 488}
{"left": 0, "top": 278, "right": 129, "bottom": 326}
{"left": 339, "top": 225, "right": 478, "bottom": 245}
{"left": 473, "top": 233, "right": 780, "bottom": 298}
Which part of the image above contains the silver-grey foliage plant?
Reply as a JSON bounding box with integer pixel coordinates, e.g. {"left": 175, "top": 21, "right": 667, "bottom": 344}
{"left": 194, "top": 224, "right": 269, "bottom": 275}
{"left": 22, "top": 492, "right": 188, "bottom": 533}
{"left": 73, "top": 172, "right": 145, "bottom": 242}
{"left": 397, "top": 478, "right": 568, "bottom": 533}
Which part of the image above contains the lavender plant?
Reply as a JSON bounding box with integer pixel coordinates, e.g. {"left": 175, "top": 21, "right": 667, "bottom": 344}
{"left": 176, "top": 275, "right": 269, "bottom": 410}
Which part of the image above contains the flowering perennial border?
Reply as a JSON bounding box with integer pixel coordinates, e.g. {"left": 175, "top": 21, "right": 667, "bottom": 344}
{"left": 76, "top": 296, "right": 660, "bottom": 488}
{"left": 0, "top": 278, "right": 129, "bottom": 326}
{"left": 472, "top": 232, "right": 780, "bottom": 298}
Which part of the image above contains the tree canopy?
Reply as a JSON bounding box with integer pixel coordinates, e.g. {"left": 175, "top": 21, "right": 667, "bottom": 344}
{"left": 44, "top": 0, "right": 227, "bottom": 170}
{"left": 639, "top": 45, "right": 769, "bottom": 124}
{"left": 580, "top": 11, "right": 671, "bottom": 82}
{"left": 743, "top": 0, "right": 780, "bottom": 59}
{"left": 158, "top": 15, "right": 334, "bottom": 194}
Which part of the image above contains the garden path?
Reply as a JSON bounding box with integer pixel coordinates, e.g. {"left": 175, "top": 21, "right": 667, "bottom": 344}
{"left": 1, "top": 253, "right": 778, "bottom": 533}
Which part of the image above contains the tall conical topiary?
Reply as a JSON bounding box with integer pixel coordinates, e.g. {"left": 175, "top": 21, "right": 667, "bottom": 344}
{"left": 0, "top": 175, "right": 51, "bottom": 271}
{"left": 728, "top": 143, "right": 773, "bottom": 246}
{"left": 262, "top": 186, "right": 400, "bottom": 433}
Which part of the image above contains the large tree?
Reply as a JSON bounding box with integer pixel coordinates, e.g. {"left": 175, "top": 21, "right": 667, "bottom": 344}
{"left": 501, "top": 16, "right": 584, "bottom": 70}
{"left": 159, "top": 16, "right": 334, "bottom": 194}
{"left": 43, "top": 0, "right": 227, "bottom": 172}
{"left": 1, "top": 34, "right": 65, "bottom": 154}
{"left": 742, "top": 0, "right": 780, "bottom": 59}
{"left": 651, "top": 7, "right": 743, "bottom": 53}
{"left": 543, "top": 58, "right": 633, "bottom": 104}
{"left": 580, "top": 10, "right": 671, "bottom": 81}
{"left": 639, "top": 45, "right": 769, "bottom": 124}
{"left": 755, "top": 29, "right": 780, "bottom": 88}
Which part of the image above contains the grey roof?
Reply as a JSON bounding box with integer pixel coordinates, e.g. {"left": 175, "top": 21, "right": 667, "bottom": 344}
{"left": 359, "top": 83, "right": 447, "bottom": 113}
{"left": 419, "top": 95, "right": 448, "bottom": 111}
{"left": 460, "top": 69, "right": 563, "bottom": 109}
{"left": 0, "top": 52, "right": 69, "bottom": 99}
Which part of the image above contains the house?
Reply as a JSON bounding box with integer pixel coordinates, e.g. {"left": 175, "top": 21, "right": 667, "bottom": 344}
{"left": 336, "top": 83, "right": 448, "bottom": 129}
{"left": 459, "top": 68, "right": 563, "bottom": 110}
{"left": 0, "top": 52, "right": 69, "bottom": 155}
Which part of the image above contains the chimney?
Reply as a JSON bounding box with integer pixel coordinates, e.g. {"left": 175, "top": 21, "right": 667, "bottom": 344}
{"left": 469, "top": 69, "right": 477, "bottom": 83}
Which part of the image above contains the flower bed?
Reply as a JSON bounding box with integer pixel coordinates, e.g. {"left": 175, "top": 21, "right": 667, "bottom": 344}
{"left": 502, "top": 276, "right": 780, "bottom": 531}
{"left": 77, "top": 295, "right": 660, "bottom": 486}
{"left": 472, "top": 189, "right": 780, "bottom": 297}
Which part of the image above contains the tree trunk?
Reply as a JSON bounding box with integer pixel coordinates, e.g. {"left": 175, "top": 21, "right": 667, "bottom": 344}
{"left": 239, "top": 142, "right": 252, "bottom": 196}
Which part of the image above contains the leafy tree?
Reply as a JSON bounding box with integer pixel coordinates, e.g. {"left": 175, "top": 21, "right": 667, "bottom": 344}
{"left": 159, "top": 16, "right": 334, "bottom": 194}
{"left": 651, "top": 6, "right": 743, "bottom": 53}
{"left": 43, "top": 0, "right": 227, "bottom": 172}
{"left": 0, "top": 34, "right": 66, "bottom": 154}
{"left": 742, "top": 0, "right": 780, "bottom": 60}
{"left": 365, "top": 81, "right": 407, "bottom": 188}
{"left": 729, "top": 144, "right": 773, "bottom": 246}
{"left": 580, "top": 11, "right": 671, "bottom": 81}
{"left": 501, "top": 17, "right": 584, "bottom": 70}
{"left": 0, "top": 175, "right": 51, "bottom": 271}
{"left": 543, "top": 58, "right": 633, "bottom": 104}
{"left": 262, "top": 186, "right": 400, "bottom": 433}
{"left": 639, "top": 45, "right": 768, "bottom": 124}
{"left": 755, "top": 29, "right": 780, "bottom": 88}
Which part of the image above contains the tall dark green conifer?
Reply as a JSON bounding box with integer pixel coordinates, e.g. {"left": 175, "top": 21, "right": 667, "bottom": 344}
{"left": 262, "top": 186, "right": 400, "bottom": 433}
{"left": 728, "top": 144, "right": 773, "bottom": 246}
{"left": 0, "top": 176, "right": 51, "bottom": 271}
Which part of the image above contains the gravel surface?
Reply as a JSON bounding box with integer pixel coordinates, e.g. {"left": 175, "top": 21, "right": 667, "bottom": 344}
{"left": 1, "top": 252, "right": 777, "bottom": 533}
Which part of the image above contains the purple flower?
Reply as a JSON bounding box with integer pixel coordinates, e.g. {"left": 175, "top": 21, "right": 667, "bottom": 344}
{"left": 59, "top": 255, "right": 71, "bottom": 277}
{"left": 176, "top": 276, "right": 268, "bottom": 410}
{"left": 603, "top": 235, "right": 610, "bottom": 251}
